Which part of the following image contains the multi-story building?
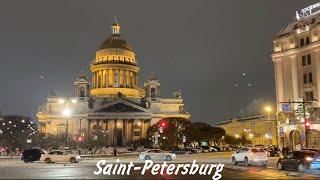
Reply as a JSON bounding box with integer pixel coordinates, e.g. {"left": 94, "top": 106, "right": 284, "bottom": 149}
{"left": 37, "top": 21, "right": 190, "bottom": 146}
{"left": 215, "top": 114, "right": 277, "bottom": 146}
{"left": 272, "top": 3, "right": 320, "bottom": 150}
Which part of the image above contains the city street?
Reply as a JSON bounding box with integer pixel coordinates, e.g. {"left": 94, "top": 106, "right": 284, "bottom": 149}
{"left": 1, "top": 152, "right": 320, "bottom": 179}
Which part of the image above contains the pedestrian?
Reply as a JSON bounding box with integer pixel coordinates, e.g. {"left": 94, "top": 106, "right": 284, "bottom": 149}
{"left": 282, "top": 146, "right": 286, "bottom": 156}
{"left": 113, "top": 146, "right": 117, "bottom": 157}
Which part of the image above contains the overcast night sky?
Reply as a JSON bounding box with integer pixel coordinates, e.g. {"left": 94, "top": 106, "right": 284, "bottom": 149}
{"left": 0, "top": 0, "right": 318, "bottom": 124}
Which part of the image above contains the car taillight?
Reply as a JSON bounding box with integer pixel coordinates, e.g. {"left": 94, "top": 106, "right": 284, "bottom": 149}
{"left": 306, "top": 157, "right": 313, "bottom": 161}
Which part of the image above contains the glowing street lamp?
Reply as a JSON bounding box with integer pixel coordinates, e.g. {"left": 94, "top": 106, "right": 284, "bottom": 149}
{"left": 61, "top": 98, "right": 76, "bottom": 147}
{"left": 63, "top": 108, "right": 72, "bottom": 117}
{"left": 248, "top": 133, "right": 254, "bottom": 139}
{"left": 235, "top": 134, "right": 240, "bottom": 139}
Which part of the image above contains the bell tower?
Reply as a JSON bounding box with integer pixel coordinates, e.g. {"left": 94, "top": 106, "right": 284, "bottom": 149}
{"left": 144, "top": 75, "right": 160, "bottom": 101}
{"left": 74, "top": 73, "right": 89, "bottom": 97}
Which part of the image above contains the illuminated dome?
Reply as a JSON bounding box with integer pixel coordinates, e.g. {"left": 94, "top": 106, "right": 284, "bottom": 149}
{"left": 90, "top": 21, "right": 142, "bottom": 98}
{"left": 99, "top": 34, "right": 133, "bottom": 51}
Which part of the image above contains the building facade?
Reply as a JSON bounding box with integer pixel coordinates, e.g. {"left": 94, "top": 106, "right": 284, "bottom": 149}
{"left": 272, "top": 4, "right": 320, "bottom": 150}
{"left": 215, "top": 114, "right": 277, "bottom": 147}
{"left": 37, "top": 22, "right": 190, "bottom": 146}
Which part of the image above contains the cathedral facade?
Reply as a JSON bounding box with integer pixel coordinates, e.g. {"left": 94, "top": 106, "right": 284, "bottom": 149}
{"left": 37, "top": 22, "right": 190, "bottom": 146}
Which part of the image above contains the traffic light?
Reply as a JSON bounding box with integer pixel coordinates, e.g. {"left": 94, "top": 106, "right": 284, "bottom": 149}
{"left": 160, "top": 121, "right": 167, "bottom": 128}
{"left": 305, "top": 121, "right": 311, "bottom": 129}
{"left": 77, "top": 136, "right": 84, "bottom": 142}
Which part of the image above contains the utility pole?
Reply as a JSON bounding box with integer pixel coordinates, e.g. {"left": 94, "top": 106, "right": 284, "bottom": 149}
{"left": 279, "top": 98, "right": 312, "bottom": 148}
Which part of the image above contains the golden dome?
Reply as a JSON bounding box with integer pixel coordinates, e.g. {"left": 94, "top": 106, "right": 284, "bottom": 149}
{"left": 90, "top": 21, "right": 141, "bottom": 98}
{"left": 99, "top": 34, "right": 133, "bottom": 51}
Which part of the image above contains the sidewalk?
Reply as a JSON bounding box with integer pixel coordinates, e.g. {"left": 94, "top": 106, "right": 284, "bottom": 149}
{"left": 0, "top": 156, "right": 20, "bottom": 160}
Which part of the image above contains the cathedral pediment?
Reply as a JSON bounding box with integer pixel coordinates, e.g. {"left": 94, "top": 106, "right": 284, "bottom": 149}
{"left": 93, "top": 99, "right": 150, "bottom": 113}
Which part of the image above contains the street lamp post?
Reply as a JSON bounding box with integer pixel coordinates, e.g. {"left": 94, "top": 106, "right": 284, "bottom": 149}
{"left": 60, "top": 98, "right": 76, "bottom": 148}
{"left": 264, "top": 106, "right": 273, "bottom": 146}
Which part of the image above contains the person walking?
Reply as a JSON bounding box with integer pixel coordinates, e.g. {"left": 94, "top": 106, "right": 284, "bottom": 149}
{"left": 113, "top": 146, "right": 117, "bottom": 157}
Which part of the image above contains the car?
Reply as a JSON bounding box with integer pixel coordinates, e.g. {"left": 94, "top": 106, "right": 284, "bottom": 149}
{"left": 201, "top": 146, "right": 210, "bottom": 153}
{"left": 172, "top": 148, "right": 189, "bottom": 154}
{"left": 192, "top": 147, "right": 203, "bottom": 153}
{"left": 232, "top": 147, "right": 267, "bottom": 166}
{"left": 277, "top": 150, "right": 320, "bottom": 172}
{"left": 209, "top": 146, "right": 220, "bottom": 152}
{"left": 21, "top": 148, "right": 47, "bottom": 163}
{"left": 139, "top": 149, "right": 176, "bottom": 161}
{"left": 41, "top": 150, "right": 81, "bottom": 163}
{"left": 172, "top": 148, "right": 196, "bottom": 154}
{"left": 302, "top": 148, "right": 320, "bottom": 154}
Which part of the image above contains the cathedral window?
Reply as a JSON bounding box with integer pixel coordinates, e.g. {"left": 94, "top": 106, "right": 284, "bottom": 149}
{"left": 151, "top": 88, "right": 156, "bottom": 99}
{"left": 79, "top": 87, "right": 85, "bottom": 97}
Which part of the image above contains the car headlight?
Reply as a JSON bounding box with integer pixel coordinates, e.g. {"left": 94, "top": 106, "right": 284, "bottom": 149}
{"left": 306, "top": 157, "right": 313, "bottom": 161}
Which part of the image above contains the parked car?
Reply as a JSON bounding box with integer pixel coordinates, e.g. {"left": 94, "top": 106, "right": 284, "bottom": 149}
{"left": 172, "top": 148, "right": 190, "bottom": 154}
{"left": 192, "top": 147, "right": 203, "bottom": 153}
{"left": 277, "top": 150, "right": 320, "bottom": 172}
{"left": 21, "top": 148, "right": 46, "bottom": 163}
{"left": 172, "top": 148, "right": 197, "bottom": 154}
{"left": 232, "top": 147, "right": 267, "bottom": 166}
{"left": 221, "top": 146, "right": 232, "bottom": 151}
{"left": 185, "top": 148, "right": 197, "bottom": 154}
{"left": 41, "top": 150, "right": 81, "bottom": 163}
{"left": 209, "top": 146, "right": 221, "bottom": 152}
{"left": 201, "top": 146, "right": 210, "bottom": 153}
{"left": 139, "top": 149, "right": 176, "bottom": 161}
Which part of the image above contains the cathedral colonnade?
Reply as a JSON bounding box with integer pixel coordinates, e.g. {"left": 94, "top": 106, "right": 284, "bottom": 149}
{"left": 87, "top": 118, "right": 150, "bottom": 146}
{"left": 92, "top": 69, "right": 138, "bottom": 89}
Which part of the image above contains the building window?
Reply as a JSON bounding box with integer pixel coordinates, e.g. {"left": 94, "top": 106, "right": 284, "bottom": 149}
{"left": 303, "top": 74, "right": 308, "bottom": 84}
{"left": 79, "top": 87, "right": 85, "bottom": 97}
{"left": 309, "top": 73, "right": 313, "bottom": 83}
{"left": 306, "top": 37, "right": 310, "bottom": 45}
{"left": 307, "top": 55, "right": 312, "bottom": 65}
{"left": 151, "top": 88, "right": 156, "bottom": 99}
{"left": 306, "top": 91, "right": 314, "bottom": 101}
{"left": 300, "top": 38, "right": 305, "bottom": 46}
{"left": 302, "top": 56, "right": 306, "bottom": 66}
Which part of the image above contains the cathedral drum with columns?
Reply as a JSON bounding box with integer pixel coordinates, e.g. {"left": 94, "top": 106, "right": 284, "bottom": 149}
{"left": 37, "top": 22, "right": 190, "bottom": 146}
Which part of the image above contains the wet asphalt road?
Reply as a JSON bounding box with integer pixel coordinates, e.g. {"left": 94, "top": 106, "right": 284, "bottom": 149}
{"left": 0, "top": 152, "right": 320, "bottom": 179}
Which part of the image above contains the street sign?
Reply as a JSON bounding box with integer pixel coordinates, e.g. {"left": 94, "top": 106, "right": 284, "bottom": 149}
{"left": 26, "top": 139, "right": 32, "bottom": 144}
{"left": 279, "top": 127, "right": 284, "bottom": 137}
{"left": 159, "top": 127, "right": 163, "bottom": 133}
{"left": 282, "top": 103, "right": 291, "bottom": 112}
{"left": 295, "top": 102, "right": 306, "bottom": 119}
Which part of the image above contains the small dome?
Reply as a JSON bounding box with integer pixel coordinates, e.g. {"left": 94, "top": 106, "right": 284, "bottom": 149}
{"left": 99, "top": 34, "right": 133, "bottom": 51}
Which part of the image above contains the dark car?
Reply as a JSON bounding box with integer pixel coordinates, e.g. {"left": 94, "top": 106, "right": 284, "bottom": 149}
{"left": 172, "top": 148, "right": 191, "bottom": 155}
{"left": 277, "top": 150, "right": 320, "bottom": 172}
{"left": 21, "top": 148, "right": 45, "bottom": 163}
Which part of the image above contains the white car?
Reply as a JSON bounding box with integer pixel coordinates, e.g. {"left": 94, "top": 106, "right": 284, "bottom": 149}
{"left": 41, "top": 150, "right": 81, "bottom": 163}
{"left": 231, "top": 147, "right": 267, "bottom": 166}
{"left": 139, "top": 149, "right": 176, "bottom": 161}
